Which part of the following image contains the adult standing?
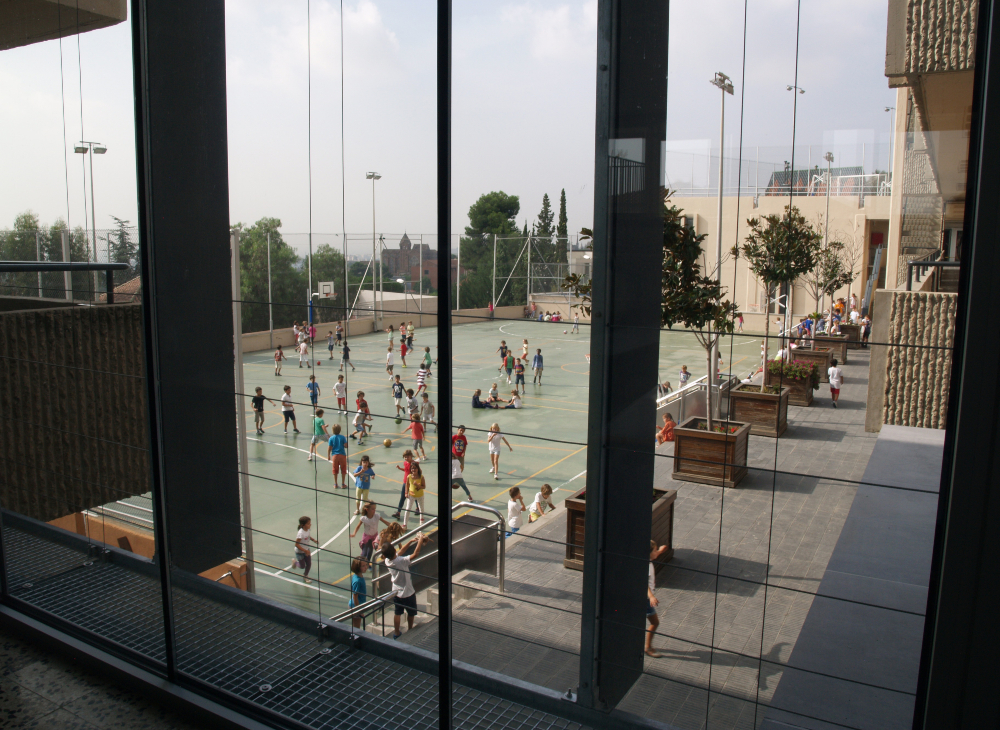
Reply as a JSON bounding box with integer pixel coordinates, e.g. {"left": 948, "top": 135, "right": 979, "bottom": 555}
{"left": 382, "top": 533, "right": 430, "bottom": 639}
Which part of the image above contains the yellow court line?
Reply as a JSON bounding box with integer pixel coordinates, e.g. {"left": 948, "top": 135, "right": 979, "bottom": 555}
{"left": 560, "top": 364, "right": 590, "bottom": 375}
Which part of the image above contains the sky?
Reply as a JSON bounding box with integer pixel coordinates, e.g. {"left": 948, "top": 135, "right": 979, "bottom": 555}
{"left": 0, "top": 0, "right": 898, "bottom": 258}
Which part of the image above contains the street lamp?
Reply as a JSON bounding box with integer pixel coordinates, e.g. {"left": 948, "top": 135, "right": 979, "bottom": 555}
{"left": 709, "top": 72, "right": 733, "bottom": 393}
{"left": 74, "top": 140, "right": 107, "bottom": 293}
{"left": 366, "top": 172, "right": 381, "bottom": 325}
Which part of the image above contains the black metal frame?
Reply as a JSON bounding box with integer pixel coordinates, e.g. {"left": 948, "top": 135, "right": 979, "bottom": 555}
{"left": 0, "top": 261, "right": 129, "bottom": 302}
{"left": 914, "top": 0, "right": 1000, "bottom": 727}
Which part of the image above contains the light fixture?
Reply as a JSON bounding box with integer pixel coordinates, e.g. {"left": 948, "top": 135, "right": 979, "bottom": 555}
{"left": 396, "top": 278, "right": 405, "bottom": 284}
{"left": 710, "top": 72, "right": 734, "bottom": 95}
{"left": 583, "top": 253, "right": 591, "bottom": 260}
{"left": 74, "top": 144, "right": 88, "bottom": 154}
{"left": 824, "top": 152, "right": 834, "bottom": 163}
{"left": 786, "top": 85, "right": 805, "bottom": 94}
{"left": 366, "top": 171, "right": 382, "bottom": 180}
{"left": 93, "top": 145, "right": 107, "bottom": 154}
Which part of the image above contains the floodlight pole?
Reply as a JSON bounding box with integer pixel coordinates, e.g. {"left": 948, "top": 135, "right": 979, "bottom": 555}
{"left": 418, "top": 235, "right": 423, "bottom": 327}
{"left": 492, "top": 233, "right": 497, "bottom": 315}
{"left": 527, "top": 233, "right": 531, "bottom": 308}
{"left": 267, "top": 232, "right": 273, "bottom": 350}
{"left": 367, "top": 172, "right": 381, "bottom": 326}
{"left": 822, "top": 151, "right": 833, "bottom": 312}
{"left": 709, "top": 72, "right": 733, "bottom": 396}
{"left": 456, "top": 236, "right": 461, "bottom": 310}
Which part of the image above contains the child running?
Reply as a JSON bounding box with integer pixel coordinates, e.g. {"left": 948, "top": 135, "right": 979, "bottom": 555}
{"left": 451, "top": 456, "right": 473, "bottom": 502}
{"left": 294, "top": 516, "right": 318, "bottom": 584}
{"left": 420, "top": 393, "right": 437, "bottom": 432}
{"left": 274, "top": 345, "right": 286, "bottom": 376}
{"left": 334, "top": 374, "right": 348, "bottom": 413}
{"left": 353, "top": 455, "right": 376, "bottom": 515}
{"left": 532, "top": 348, "right": 543, "bottom": 385}
{"left": 496, "top": 340, "right": 509, "bottom": 374}
{"left": 452, "top": 425, "right": 468, "bottom": 469}
{"left": 403, "top": 413, "right": 427, "bottom": 460}
{"left": 326, "top": 423, "right": 348, "bottom": 488}
{"left": 392, "top": 375, "right": 406, "bottom": 417}
{"left": 646, "top": 540, "right": 671, "bottom": 657}
{"left": 403, "top": 462, "right": 426, "bottom": 528}
{"left": 386, "top": 346, "right": 394, "bottom": 378}
{"left": 487, "top": 423, "right": 512, "bottom": 480}
{"left": 421, "top": 346, "right": 432, "bottom": 374}
{"left": 506, "top": 487, "right": 527, "bottom": 538}
{"left": 528, "top": 484, "right": 555, "bottom": 522}
{"left": 416, "top": 364, "right": 428, "bottom": 394}
{"left": 251, "top": 387, "right": 275, "bottom": 435}
{"left": 306, "top": 375, "right": 320, "bottom": 409}
{"left": 340, "top": 340, "right": 355, "bottom": 372}
{"left": 350, "top": 501, "right": 391, "bottom": 561}
{"left": 352, "top": 407, "right": 368, "bottom": 445}
{"left": 308, "top": 408, "right": 328, "bottom": 461}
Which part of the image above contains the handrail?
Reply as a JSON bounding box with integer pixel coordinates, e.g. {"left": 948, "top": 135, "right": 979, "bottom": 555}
{"left": 656, "top": 375, "right": 708, "bottom": 409}
{"left": 330, "top": 502, "right": 507, "bottom": 625}
{"left": 906, "top": 252, "right": 960, "bottom": 291}
{"left": 0, "top": 261, "right": 131, "bottom": 303}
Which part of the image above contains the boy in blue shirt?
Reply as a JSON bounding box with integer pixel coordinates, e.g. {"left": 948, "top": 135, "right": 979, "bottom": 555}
{"left": 531, "top": 349, "right": 544, "bottom": 385}
{"left": 353, "top": 455, "right": 376, "bottom": 515}
{"left": 306, "top": 375, "right": 321, "bottom": 408}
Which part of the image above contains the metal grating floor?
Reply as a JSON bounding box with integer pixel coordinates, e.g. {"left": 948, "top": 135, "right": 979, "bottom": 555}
{"left": 1, "top": 524, "right": 588, "bottom": 730}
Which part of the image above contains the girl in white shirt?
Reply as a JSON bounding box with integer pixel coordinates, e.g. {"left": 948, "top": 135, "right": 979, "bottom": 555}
{"left": 528, "top": 484, "right": 554, "bottom": 523}
{"left": 487, "top": 423, "right": 512, "bottom": 480}
{"left": 294, "top": 516, "right": 318, "bottom": 584}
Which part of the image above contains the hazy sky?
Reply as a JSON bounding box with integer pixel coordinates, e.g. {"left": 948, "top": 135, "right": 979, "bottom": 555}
{"left": 1, "top": 0, "right": 896, "bottom": 257}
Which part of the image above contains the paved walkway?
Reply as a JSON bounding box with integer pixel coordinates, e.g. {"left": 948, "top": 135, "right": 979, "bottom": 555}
{"left": 399, "top": 350, "right": 886, "bottom": 729}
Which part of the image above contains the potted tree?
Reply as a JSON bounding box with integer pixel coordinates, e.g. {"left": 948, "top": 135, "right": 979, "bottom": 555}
{"left": 764, "top": 358, "right": 820, "bottom": 406}
{"left": 661, "top": 194, "right": 750, "bottom": 488}
{"left": 735, "top": 205, "right": 822, "bottom": 369}
{"left": 729, "top": 382, "right": 791, "bottom": 437}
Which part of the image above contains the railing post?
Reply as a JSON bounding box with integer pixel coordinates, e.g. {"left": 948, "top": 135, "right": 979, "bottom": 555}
{"left": 106, "top": 269, "right": 115, "bottom": 304}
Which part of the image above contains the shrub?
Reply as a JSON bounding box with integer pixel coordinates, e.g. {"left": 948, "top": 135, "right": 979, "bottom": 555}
{"left": 766, "top": 359, "right": 820, "bottom": 390}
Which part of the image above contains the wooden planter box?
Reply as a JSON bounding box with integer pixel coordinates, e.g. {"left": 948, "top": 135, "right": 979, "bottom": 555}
{"left": 839, "top": 323, "right": 862, "bottom": 349}
{"left": 787, "top": 347, "right": 832, "bottom": 383}
{"left": 729, "top": 385, "right": 790, "bottom": 437}
{"left": 672, "top": 417, "right": 750, "bottom": 488}
{"left": 764, "top": 368, "right": 814, "bottom": 407}
{"left": 811, "top": 335, "right": 848, "bottom": 364}
{"left": 564, "top": 487, "right": 676, "bottom": 571}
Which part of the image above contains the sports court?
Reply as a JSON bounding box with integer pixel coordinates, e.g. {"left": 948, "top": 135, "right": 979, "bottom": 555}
{"left": 240, "top": 318, "right": 766, "bottom": 616}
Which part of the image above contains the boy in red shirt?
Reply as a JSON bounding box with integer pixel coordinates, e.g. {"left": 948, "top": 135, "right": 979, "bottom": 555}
{"left": 452, "top": 425, "right": 468, "bottom": 470}
{"left": 403, "top": 413, "right": 427, "bottom": 460}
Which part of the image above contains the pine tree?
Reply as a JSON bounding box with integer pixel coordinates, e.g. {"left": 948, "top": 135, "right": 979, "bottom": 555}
{"left": 557, "top": 189, "right": 568, "bottom": 238}
{"left": 535, "top": 193, "right": 554, "bottom": 241}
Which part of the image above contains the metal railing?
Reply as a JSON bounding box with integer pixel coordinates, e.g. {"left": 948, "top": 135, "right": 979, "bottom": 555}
{"left": 0, "top": 261, "right": 130, "bottom": 302}
{"left": 906, "top": 252, "right": 961, "bottom": 292}
{"left": 328, "top": 501, "right": 506, "bottom": 627}
{"left": 656, "top": 374, "right": 741, "bottom": 423}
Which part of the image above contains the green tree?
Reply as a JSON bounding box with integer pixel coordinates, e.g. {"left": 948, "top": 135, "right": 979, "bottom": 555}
{"left": 0, "top": 212, "right": 43, "bottom": 297}
{"left": 662, "top": 192, "right": 736, "bottom": 429}
{"left": 535, "top": 193, "right": 555, "bottom": 241}
{"left": 557, "top": 189, "right": 568, "bottom": 239}
{"left": 735, "top": 205, "right": 822, "bottom": 361}
{"left": 0, "top": 212, "right": 91, "bottom": 299}
{"left": 99, "top": 216, "right": 140, "bottom": 288}
{"left": 305, "top": 244, "right": 347, "bottom": 324}
{"left": 459, "top": 192, "right": 521, "bottom": 308}
{"left": 233, "top": 217, "right": 307, "bottom": 334}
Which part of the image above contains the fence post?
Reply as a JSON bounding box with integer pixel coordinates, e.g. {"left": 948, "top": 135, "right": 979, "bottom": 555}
{"left": 61, "top": 230, "right": 72, "bottom": 301}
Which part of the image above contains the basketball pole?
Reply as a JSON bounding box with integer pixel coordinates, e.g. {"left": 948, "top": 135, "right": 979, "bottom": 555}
{"left": 267, "top": 231, "right": 273, "bottom": 350}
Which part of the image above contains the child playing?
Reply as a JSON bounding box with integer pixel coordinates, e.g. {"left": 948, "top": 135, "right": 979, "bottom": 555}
{"left": 503, "top": 351, "right": 515, "bottom": 385}
{"left": 419, "top": 393, "right": 437, "bottom": 432}
{"left": 451, "top": 456, "right": 473, "bottom": 502}
{"left": 350, "top": 501, "right": 391, "bottom": 561}
{"left": 335, "top": 321, "right": 343, "bottom": 344}
{"left": 472, "top": 389, "right": 493, "bottom": 409}
{"left": 452, "top": 426, "right": 468, "bottom": 470}
{"left": 393, "top": 450, "right": 416, "bottom": 519}
{"left": 487, "top": 423, "right": 512, "bottom": 480}
{"left": 403, "top": 413, "right": 427, "bottom": 460}
{"left": 327, "top": 331, "right": 336, "bottom": 359}
{"left": 572, "top": 313, "right": 580, "bottom": 334}
{"left": 334, "top": 374, "right": 347, "bottom": 412}
{"left": 386, "top": 324, "right": 395, "bottom": 349}
{"left": 294, "top": 516, "right": 318, "bottom": 584}
{"left": 298, "top": 339, "right": 309, "bottom": 368}
{"left": 828, "top": 358, "right": 844, "bottom": 408}
{"left": 386, "top": 346, "right": 395, "bottom": 378}
{"left": 306, "top": 375, "right": 320, "bottom": 408}
{"left": 382, "top": 533, "right": 430, "bottom": 639}
{"left": 416, "top": 365, "right": 428, "bottom": 394}
{"left": 406, "top": 321, "right": 415, "bottom": 349}
{"left": 280, "top": 385, "right": 299, "bottom": 433}
{"left": 392, "top": 375, "right": 406, "bottom": 417}
{"left": 403, "top": 462, "right": 426, "bottom": 529}
{"left": 646, "top": 540, "right": 671, "bottom": 657}
{"left": 326, "top": 423, "right": 348, "bottom": 488}
{"left": 400, "top": 339, "right": 409, "bottom": 368}
{"left": 353, "top": 455, "right": 376, "bottom": 515}
{"left": 422, "top": 346, "right": 433, "bottom": 374}
{"left": 506, "top": 486, "right": 527, "bottom": 538}
{"left": 528, "top": 484, "right": 554, "bottom": 523}
{"left": 486, "top": 383, "right": 503, "bottom": 407}
{"left": 251, "top": 387, "right": 275, "bottom": 435}
{"left": 504, "top": 390, "right": 522, "bottom": 409}
{"left": 308, "top": 408, "right": 328, "bottom": 461}
{"left": 406, "top": 388, "right": 419, "bottom": 417}
{"left": 340, "top": 340, "right": 355, "bottom": 372}
{"left": 532, "top": 349, "right": 543, "bottom": 385}
{"left": 308, "top": 323, "right": 316, "bottom": 344}
{"left": 274, "top": 344, "right": 286, "bottom": 376}
{"left": 347, "top": 557, "right": 368, "bottom": 629}
{"left": 679, "top": 365, "right": 690, "bottom": 388}
{"left": 521, "top": 338, "right": 529, "bottom": 359}
{"left": 352, "top": 408, "right": 367, "bottom": 445}
{"left": 496, "top": 340, "right": 509, "bottom": 373}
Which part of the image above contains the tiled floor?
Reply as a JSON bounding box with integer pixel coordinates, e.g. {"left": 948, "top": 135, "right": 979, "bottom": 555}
{"left": 0, "top": 627, "right": 210, "bottom": 730}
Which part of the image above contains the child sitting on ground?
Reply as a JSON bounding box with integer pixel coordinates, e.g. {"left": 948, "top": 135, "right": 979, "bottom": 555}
{"left": 472, "top": 389, "right": 494, "bottom": 409}
{"left": 487, "top": 383, "right": 505, "bottom": 406}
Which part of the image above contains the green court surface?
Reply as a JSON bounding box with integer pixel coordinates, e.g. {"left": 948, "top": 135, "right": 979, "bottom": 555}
{"left": 239, "top": 319, "right": 766, "bottom": 617}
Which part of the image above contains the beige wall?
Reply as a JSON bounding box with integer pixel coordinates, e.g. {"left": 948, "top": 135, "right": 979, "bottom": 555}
{"left": 674, "top": 193, "right": 891, "bottom": 329}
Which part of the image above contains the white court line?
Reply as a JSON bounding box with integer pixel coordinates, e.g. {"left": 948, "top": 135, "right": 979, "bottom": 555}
{"left": 554, "top": 470, "right": 587, "bottom": 491}
{"left": 498, "top": 323, "right": 587, "bottom": 343}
